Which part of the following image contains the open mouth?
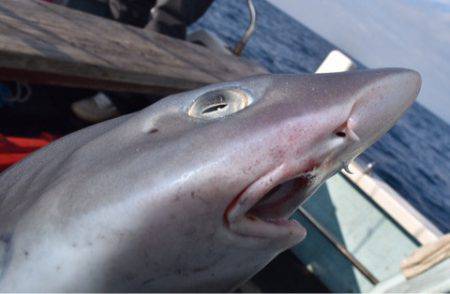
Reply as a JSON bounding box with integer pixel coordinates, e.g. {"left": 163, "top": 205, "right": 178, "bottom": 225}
{"left": 224, "top": 163, "right": 319, "bottom": 240}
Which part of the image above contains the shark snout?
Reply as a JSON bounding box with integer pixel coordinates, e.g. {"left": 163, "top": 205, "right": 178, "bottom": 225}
{"left": 346, "top": 68, "right": 421, "bottom": 149}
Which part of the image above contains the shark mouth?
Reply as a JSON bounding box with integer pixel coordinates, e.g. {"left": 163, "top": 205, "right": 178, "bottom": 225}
{"left": 224, "top": 163, "right": 320, "bottom": 240}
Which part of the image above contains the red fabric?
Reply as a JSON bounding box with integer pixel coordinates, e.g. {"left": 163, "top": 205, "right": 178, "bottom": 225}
{"left": 0, "top": 133, "right": 57, "bottom": 172}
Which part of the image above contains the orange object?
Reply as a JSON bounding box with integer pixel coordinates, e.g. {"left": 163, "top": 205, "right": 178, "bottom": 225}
{"left": 0, "top": 133, "right": 56, "bottom": 172}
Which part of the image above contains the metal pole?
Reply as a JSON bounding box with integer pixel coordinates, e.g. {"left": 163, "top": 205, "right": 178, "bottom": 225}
{"left": 297, "top": 206, "right": 380, "bottom": 285}
{"left": 233, "top": 0, "right": 256, "bottom": 56}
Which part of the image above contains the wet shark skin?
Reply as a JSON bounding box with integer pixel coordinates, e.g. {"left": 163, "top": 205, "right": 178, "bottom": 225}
{"left": 0, "top": 69, "right": 420, "bottom": 292}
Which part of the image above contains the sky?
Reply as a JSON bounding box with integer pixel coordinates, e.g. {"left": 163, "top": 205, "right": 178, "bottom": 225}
{"left": 267, "top": 0, "right": 450, "bottom": 124}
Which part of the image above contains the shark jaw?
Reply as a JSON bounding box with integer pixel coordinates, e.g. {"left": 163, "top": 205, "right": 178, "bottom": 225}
{"left": 224, "top": 159, "right": 327, "bottom": 244}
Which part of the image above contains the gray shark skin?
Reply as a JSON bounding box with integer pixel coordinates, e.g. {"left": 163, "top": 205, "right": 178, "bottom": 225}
{"left": 0, "top": 69, "right": 420, "bottom": 292}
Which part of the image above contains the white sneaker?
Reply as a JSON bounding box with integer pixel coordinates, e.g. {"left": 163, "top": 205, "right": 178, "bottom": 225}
{"left": 71, "top": 92, "right": 120, "bottom": 123}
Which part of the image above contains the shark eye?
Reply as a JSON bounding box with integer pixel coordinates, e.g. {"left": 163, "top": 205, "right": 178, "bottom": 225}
{"left": 188, "top": 88, "right": 253, "bottom": 119}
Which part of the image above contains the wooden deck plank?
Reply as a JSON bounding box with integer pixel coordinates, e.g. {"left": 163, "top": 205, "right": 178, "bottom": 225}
{"left": 0, "top": 0, "right": 267, "bottom": 94}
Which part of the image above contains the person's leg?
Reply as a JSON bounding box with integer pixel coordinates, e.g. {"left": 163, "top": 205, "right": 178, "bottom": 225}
{"left": 72, "top": 0, "right": 215, "bottom": 122}
{"left": 65, "top": 0, "right": 111, "bottom": 18}
{"left": 108, "top": 0, "right": 156, "bottom": 27}
{"left": 107, "top": 0, "right": 216, "bottom": 113}
{"left": 147, "top": 0, "right": 214, "bottom": 39}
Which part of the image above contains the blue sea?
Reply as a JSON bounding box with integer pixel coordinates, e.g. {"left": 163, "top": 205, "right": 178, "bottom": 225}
{"left": 190, "top": 0, "right": 450, "bottom": 233}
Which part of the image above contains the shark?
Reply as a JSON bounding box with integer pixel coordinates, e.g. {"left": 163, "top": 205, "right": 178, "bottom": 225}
{"left": 0, "top": 68, "right": 420, "bottom": 292}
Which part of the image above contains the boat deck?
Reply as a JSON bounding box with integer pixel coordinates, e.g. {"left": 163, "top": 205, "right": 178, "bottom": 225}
{"left": 0, "top": 0, "right": 266, "bottom": 95}
{"left": 279, "top": 156, "right": 442, "bottom": 293}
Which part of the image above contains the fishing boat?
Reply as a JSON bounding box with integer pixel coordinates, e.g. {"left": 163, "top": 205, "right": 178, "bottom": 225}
{"left": 0, "top": 1, "right": 447, "bottom": 292}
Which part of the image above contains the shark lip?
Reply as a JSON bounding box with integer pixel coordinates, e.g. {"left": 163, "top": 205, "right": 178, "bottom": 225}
{"left": 224, "top": 163, "right": 317, "bottom": 240}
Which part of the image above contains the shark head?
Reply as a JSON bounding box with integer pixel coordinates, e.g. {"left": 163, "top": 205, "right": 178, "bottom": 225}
{"left": 120, "top": 68, "right": 420, "bottom": 290}
{"left": 0, "top": 69, "right": 420, "bottom": 292}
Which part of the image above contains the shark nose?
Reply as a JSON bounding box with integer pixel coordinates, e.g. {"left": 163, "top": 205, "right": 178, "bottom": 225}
{"left": 347, "top": 68, "right": 421, "bottom": 147}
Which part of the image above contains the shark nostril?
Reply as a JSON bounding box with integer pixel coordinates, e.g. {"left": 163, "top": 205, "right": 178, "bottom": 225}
{"left": 334, "top": 122, "right": 360, "bottom": 141}
{"left": 335, "top": 131, "right": 346, "bottom": 138}
{"left": 334, "top": 121, "right": 349, "bottom": 138}
{"left": 188, "top": 88, "right": 253, "bottom": 119}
